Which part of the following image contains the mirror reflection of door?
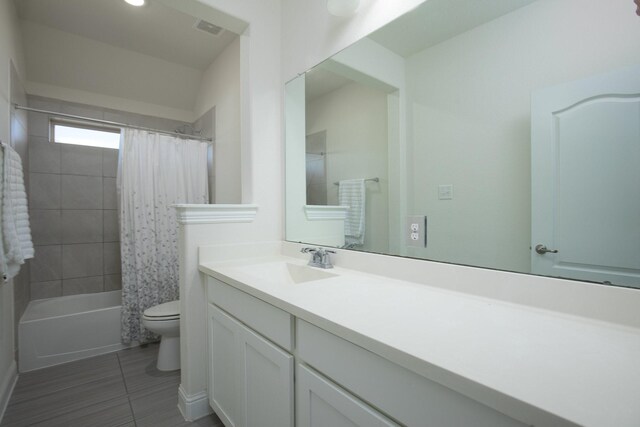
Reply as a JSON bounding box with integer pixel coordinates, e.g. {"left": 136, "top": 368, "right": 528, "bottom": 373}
{"left": 306, "top": 131, "right": 328, "bottom": 205}
{"left": 531, "top": 65, "right": 640, "bottom": 287}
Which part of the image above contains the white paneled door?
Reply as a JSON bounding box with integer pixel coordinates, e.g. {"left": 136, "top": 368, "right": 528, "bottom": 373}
{"left": 531, "top": 65, "right": 640, "bottom": 288}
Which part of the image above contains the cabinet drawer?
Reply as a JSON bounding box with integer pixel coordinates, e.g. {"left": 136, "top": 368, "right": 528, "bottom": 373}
{"left": 207, "top": 276, "right": 294, "bottom": 351}
{"left": 297, "top": 320, "right": 526, "bottom": 427}
{"left": 296, "top": 364, "right": 398, "bottom": 427}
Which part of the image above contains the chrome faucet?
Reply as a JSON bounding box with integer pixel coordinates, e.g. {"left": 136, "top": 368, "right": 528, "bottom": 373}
{"left": 301, "top": 247, "right": 336, "bottom": 269}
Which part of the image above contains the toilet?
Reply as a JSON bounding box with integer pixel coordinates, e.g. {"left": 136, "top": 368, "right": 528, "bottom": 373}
{"left": 142, "top": 300, "right": 180, "bottom": 371}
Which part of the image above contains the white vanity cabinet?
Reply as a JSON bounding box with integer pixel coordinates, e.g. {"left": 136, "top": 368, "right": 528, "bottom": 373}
{"left": 207, "top": 278, "right": 294, "bottom": 427}
{"left": 206, "top": 274, "right": 526, "bottom": 427}
{"left": 296, "top": 320, "right": 526, "bottom": 427}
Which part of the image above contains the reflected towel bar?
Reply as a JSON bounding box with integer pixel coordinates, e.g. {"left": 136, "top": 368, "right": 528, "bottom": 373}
{"left": 333, "top": 177, "right": 379, "bottom": 185}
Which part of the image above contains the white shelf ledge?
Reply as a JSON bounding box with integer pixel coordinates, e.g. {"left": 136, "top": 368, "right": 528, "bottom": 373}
{"left": 304, "top": 205, "right": 349, "bottom": 221}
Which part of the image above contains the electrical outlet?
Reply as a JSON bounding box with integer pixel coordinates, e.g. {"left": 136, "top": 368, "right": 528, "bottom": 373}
{"left": 406, "top": 215, "right": 427, "bottom": 247}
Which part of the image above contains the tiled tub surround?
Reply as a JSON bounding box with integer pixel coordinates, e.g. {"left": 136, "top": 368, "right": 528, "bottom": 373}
{"left": 28, "top": 142, "right": 122, "bottom": 299}
{"left": 26, "top": 96, "right": 194, "bottom": 299}
{"left": 198, "top": 241, "right": 640, "bottom": 427}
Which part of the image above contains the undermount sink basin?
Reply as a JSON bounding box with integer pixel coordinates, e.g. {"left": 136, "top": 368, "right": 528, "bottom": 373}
{"left": 239, "top": 261, "right": 338, "bottom": 285}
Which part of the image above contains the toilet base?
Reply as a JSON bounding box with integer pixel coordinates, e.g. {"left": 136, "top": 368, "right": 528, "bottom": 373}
{"left": 157, "top": 335, "right": 180, "bottom": 371}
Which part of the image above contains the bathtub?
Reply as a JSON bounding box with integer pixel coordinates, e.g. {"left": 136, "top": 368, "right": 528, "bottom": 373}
{"left": 19, "top": 291, "right": 135, "bottom": 372}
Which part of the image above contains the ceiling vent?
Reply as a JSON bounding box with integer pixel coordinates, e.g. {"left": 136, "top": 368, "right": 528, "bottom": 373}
{"left": 194, "top": 19, "right": 224, "bottom": 36}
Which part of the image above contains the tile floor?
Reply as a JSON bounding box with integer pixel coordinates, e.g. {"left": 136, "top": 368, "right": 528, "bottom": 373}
{"left": 1, "top": 344, "right": 223, "bottom": 427}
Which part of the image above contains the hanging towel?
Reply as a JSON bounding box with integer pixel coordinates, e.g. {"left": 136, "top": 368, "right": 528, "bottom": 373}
{"left": 338, "top": 178, "right": 366, "bottom": 246}
{"left": 0, "top": 143, "right": 34, "bottom": 281}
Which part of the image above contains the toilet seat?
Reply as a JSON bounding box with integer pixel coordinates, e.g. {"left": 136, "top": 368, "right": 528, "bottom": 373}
{"left": 143, "top": 300, "right": 180, "bottom": 321}
{"left": 141, "top": 300, "right": 181, "bottom": 371}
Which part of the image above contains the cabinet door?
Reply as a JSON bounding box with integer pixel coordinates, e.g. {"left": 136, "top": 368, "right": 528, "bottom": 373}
{"left": 208, "top": 304, "right": 241, "bottom": 427}
{"left": 297, "top": 364, "right": 399, "bottom": 427}
{"left": 209, "top": 303, "right": 294, "bottom": 427}
{"left": 239, "top": 325, "right": 294, "bottom": 427}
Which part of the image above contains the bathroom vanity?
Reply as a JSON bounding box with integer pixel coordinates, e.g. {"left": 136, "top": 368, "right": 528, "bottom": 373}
{"left": 198, "top": 243, "right": 640, "bottom": 427}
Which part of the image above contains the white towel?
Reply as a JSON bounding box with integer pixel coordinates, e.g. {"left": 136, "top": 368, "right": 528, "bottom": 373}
{"left": 338, "top": 179, "right": 365, "bottom": 246}
{"left": 1, "top": 143, "right": 34, "bottom": 281}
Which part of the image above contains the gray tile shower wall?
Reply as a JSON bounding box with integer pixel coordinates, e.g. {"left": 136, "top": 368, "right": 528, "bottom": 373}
{"left": 26, "top": 96, "right": 193, "bottom": 300}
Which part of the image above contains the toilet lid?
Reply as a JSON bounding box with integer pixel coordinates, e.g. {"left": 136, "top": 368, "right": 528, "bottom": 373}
{"left": 143, "top": 300, "right": 180, "bottom": 319}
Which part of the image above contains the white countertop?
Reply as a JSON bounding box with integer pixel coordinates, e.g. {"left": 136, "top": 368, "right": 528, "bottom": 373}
{"left": 199, "top": 255, "right": 640, "bottom": 427}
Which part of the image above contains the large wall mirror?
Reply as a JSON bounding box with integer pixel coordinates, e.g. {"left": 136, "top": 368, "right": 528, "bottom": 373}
{"left": 285, "top": 0, "right": 640, "bottom": 289}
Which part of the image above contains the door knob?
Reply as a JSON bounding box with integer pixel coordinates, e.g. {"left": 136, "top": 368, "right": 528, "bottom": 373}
{"left": 535, "top": 244, "right": 558, "bottom": 254}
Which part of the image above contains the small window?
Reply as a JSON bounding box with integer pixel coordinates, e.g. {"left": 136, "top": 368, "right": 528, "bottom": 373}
{"left": 52, "top": 121, "right": 121, "bottom": 150}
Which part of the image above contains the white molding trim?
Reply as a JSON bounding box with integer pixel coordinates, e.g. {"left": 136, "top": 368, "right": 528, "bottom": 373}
{"left": 177, "top": 385, "right": 211, "bottom": 421}
{"left": 304, "top": 205, "right": 349, "bottom": 221}
{"left": 174, "top": 204, "right": 258, "bottom": 225}
{"left": 0, "top": 361, "right": 17, "bottom": 424}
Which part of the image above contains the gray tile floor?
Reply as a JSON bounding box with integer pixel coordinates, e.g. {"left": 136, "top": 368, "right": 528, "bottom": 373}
{"left": 1, "top": 344, "right": 223, "bottom": 427}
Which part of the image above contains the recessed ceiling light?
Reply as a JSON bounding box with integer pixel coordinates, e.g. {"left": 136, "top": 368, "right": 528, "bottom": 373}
{"left": 124, "top": 0, "right": 146, "bottom": 6}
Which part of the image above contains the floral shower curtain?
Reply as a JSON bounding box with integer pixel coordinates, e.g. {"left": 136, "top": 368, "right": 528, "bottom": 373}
{"left": 118, "top": 129, "right": 208, "bottom": 343}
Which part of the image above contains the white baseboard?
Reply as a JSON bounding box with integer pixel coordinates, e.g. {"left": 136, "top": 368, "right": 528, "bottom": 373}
{"left": 177, "top": 385, "right": 211, "bottom": 421}
{"left": 0, "top": 361, "right": 18, "bottom": 424}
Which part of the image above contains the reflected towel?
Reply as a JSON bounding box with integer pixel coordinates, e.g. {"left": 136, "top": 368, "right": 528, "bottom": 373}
{"left": 338, "top": 179, "right": 365, "bottom": 246}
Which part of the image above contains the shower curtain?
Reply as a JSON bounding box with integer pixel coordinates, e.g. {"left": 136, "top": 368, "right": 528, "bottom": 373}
{"left": 118, "top": 129, "right": 208, "bottom": 343}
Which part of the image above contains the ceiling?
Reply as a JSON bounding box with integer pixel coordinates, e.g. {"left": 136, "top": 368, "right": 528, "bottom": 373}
{"left": 304, "top": 1, "right": 540, "bottom": 110}
{"left": 369, "top": 0, "right": 537, "bottom": 58}
{"left": 15, "top": 0, "right": 238, "bottom": 70}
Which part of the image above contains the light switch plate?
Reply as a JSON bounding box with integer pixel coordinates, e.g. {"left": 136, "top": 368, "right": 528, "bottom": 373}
{"left": 406, "top": 215, "right": 427, "bottom": 247}
{"left": 438, "top": 184, "right": 453, "bottom": 200}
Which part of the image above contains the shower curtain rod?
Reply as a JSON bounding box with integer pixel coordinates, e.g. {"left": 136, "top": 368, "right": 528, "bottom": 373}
{"left": 13, "top": 104, "right": 214, "bottom": 143}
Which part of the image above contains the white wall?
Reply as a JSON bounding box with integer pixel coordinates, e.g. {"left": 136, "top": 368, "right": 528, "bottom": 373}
{"left": 405, "top": 0, "right": 640, "bottom": 273}
{"left": 306, "top": 81, "right": 389, "bottom": 253}
{"left": 0, "top": 1, "right": 26, "bottom": 141}
{"left": 330, "top": 37, "right": 407, "bottom": 254}
{"left": 195, "top": 0, "right": 282, "bottom": 220}
{"left": 283, "top": 35, "right": 409, "bottom": 251}
{"left": 194, "top": 37, "right": 241, "bottom": 203}
{"left": 22, "top": 21, "right": 201, "bottom": 122}
{"left": 178, "top": 0, "right": 425, "bottom": 415}
{"left": 0, "top": 0, "right": 25, "bottom": 418}
{"left": 177, "top": 0, "right": 284, "bottom": 414}
{"left": 284, "top": 36, "right": 409, "bottom": 253}
{"left": 284, "top": 75, "right": 346, "bottom": 248}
